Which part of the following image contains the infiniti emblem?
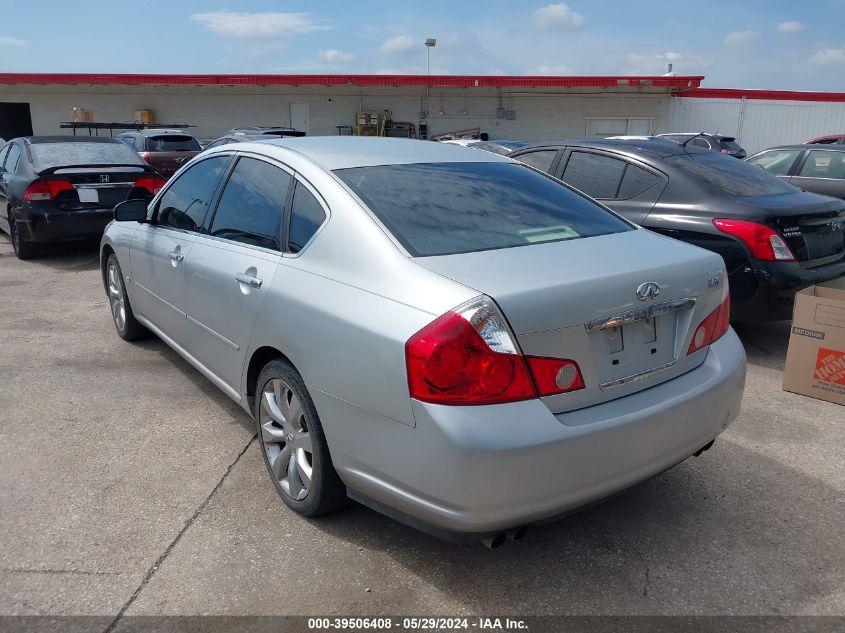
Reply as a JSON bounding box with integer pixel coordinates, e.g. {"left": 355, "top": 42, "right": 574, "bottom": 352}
{"left": 636, "top": 282, "right": 661, "bottom": 302}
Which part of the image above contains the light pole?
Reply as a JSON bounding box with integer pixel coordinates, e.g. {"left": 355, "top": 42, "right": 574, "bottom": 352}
{"left": 424, "top": 38, "right": 436, "bottom": 123}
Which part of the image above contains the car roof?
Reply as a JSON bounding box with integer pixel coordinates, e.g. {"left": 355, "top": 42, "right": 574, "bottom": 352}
{"left": 253, "top": 136, "right": 508, "bottom": 170}
{"left": 129, "top": 129, "right": 194, "bottom": 137}
{"left": 758, "top": 144, "right": 845, "bottom": 151}
{"left": 24, "top": 136, "right": 123, "bottom": 144}
{"left": 518, "top": 138, "right": 711, "bottom": 159}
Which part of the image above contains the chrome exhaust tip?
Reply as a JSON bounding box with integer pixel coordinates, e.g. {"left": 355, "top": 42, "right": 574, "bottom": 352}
{"left": 507, "top": 526, "right": 528, "bottom": 542}
{"left": 481, "top": 533, "right": 507, "bottom": 549}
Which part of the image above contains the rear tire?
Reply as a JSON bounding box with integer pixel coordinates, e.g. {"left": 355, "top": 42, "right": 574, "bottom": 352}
{"left": 8, "top": 210, "right": 39, "bottom": 260}
{"left": 255, "top": 359, "right": 347, "bottom": 517}
{"left": 106, "top": 254, "right": 149, "bottom": 340}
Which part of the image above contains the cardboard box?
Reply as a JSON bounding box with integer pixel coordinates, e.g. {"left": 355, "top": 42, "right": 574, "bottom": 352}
{"left": 69, "top": 107, "right": 93, "bottom": 123}
{"left": 135, "top": 108, "right": 155, "bottom": 124}
{"left": 783, "top": 277, "right": 845, "bottom": 406}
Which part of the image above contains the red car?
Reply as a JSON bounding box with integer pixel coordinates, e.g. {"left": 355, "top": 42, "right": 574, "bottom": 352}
{"left": 804, "top": 134, "right": 845, "bottom": 145}
{"left": 116, "top": 129, "right": 201, "bottom": 179}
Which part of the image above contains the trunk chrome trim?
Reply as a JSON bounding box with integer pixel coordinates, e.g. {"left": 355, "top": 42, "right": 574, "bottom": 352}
{"left": 585, "top": 298, "right": 696, "bottom": 332}
{"left": 74, "top": 182, "right": 135, "bottom": 189}
{"left": 599, "top": 359, "right": 678, "bottom": 390}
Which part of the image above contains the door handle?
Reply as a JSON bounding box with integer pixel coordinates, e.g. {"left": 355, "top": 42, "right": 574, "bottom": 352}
{"left": 236, "top": 272, "right": 262, "bottom": 289}
{"left": 168, "top": 250, "right": 184, "bottom": 262}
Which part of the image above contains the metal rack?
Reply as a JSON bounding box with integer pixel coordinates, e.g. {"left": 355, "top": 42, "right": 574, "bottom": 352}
{"left": 59, "top": 122, "right": 196, "bottom": 137}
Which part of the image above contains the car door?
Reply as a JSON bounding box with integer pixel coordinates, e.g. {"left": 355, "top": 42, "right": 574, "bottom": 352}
{"left": 788, "top": 149, "right": 845, "bottom": 200}
{"left": 180, "top": 155, "right": 291, "bottom": 392}
{"left": 555, "top": 149, "right": 665, "bottom": 225}
{"left": 0, "top": 143, "right": 12, "bottom": 231}
{"left": 129, "top": 154, "right": 230, "bottom": 347}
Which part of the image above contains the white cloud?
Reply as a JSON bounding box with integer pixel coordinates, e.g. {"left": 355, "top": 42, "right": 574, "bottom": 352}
{"left": 318, "top": 49, "right": 355, "bottom": 64}
{"left": 530, "top": 4, "right": 585, "bottom": 32}
{"left": 379, "top": 35, "right": 416, "bottom": 56}
{"left": 810, "top": 46, "right": 845, "bottom": 64}
{"left": 777, "top": 21, "right": 805, "bottom": 33}
{"left": 0, "top": 36, "right": 27, "bottom": 46}
{"left": 724, "top": 30, "right": 757, "bottom": 46}
{"left": 191, "top": 10, "right": 328, "bottom": 38}
{"left": 527, "top": 64, "right": 574, "bottom": 75}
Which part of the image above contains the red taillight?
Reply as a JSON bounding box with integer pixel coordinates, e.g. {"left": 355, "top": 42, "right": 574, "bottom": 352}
{"left": 406, "top": 309, "right": 536, "bottom": 405}
{"left": 406, "top": 297, "right": 587, "bottom": 405}
{"left": 134, "top": 176, "right": 166, "bottom": 195}
{"left": 688, "top": 293, "right": 731, "bottom": 355}
{"left": 526, "top": 357, "right": 585, "bottom": 396}
{"left": 713, "top": 218, "right": 795, "bottom": 261}
{"left": 24, "top": 179, "right": 74, "bottom": 202}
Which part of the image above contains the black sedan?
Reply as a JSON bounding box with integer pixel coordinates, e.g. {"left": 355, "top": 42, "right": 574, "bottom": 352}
{"left": 510, "top": 139, "right": 845, "bottom": 322}
{"left": 746, "top": 145, "right": 845, "bottom": 201}
{"left": 0, "top": 136, "right": 163, "bottom": 259}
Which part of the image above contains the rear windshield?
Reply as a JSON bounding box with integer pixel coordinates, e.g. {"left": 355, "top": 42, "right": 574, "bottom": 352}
{"left": 30, "top": 142, "right": 144, "bottom": 171}
{"left": 334, "top": 162, "right": 633, "bottom": 257}
{"left": 147, "top": 135, "right": 201, "bottom": 152}
{"left": 664, "top": 152, "right": 795, "bottom": 197}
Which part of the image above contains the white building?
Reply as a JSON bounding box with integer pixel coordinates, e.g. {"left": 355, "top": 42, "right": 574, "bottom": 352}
{"left": 0, "top": 72, "right": 701, "bottom": 142}
{"left": 2, "top": 73, "right": 843, "bottom": 154}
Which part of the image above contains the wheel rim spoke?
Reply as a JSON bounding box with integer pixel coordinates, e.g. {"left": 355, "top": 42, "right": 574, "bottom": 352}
{"left": 296, "top": 449, "right": 312, "bottom": 489}
{"left": 263, "top": 389, "right": 286, "bottom": 425}
{"left": 261, "top": 420, "right": 286, "bottom": 444}
{"left": 270, "top": 444, "right": 292, "bottom": 481}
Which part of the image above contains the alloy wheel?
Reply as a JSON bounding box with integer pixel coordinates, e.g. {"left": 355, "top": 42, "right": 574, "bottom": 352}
{"left": 107, "top": 262, "right": 126, "bottom": 332}
{"left": 259, "top": 378, "right": 314, "bottom": 500}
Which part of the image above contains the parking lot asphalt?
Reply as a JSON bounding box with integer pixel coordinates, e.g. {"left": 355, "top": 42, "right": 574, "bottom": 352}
{"left": 0, "top": 235, "right": 843, "bottom": 622}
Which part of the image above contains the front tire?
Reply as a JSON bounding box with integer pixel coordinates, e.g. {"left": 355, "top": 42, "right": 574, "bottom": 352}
{"left": 255, "top": 360, "right": 347, "bottom": 517}
{"left": 8, "top": 210, "right": 38, "bottom": 260}
{"left": 106, "top": 254, "right": 148, "bottom": 340}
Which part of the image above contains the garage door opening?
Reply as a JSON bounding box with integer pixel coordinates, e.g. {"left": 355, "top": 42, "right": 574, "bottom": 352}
{"left": 0, "top": 102, "right": 34, "bottom": 141}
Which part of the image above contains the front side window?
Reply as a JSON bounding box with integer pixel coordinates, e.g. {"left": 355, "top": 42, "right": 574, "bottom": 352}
{"left": 798, "top": 150, "right": 845, "bottom": 179}
{"left": 335, "top": 162, "right": 632, "bottom": 257}
{"left": 665, "top": 152, "right": 796, "bottom": 197}
{"left": 287, "top": 183, "right": 327, "bottom": 253}
{"left": 515, "top": 150, "right": 557, "bottom": 173}
{"left": 156, "top": 156, "right": 229, "bottom": 231}
{"left": 209, "top": 157, "right": 291, "bottom": 250}
{"left": 747, "top": 150, "right": 802, "bottom": 176}
{"left": 562, "top": 151, "right": 627, "bottom": 199}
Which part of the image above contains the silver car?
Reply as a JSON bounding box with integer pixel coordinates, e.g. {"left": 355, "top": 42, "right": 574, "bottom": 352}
{"left": 101, "top": 137, "right": 746, "bottom": 546}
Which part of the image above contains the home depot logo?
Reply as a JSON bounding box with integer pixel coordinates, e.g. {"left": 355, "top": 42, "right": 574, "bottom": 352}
{"left": 814, "top": 347, "right": 845, "bottom": 386}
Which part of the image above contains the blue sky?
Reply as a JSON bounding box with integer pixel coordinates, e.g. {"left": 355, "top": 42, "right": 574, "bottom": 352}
{"left": 2, "top": 0, "right": 844, "bottom": 89}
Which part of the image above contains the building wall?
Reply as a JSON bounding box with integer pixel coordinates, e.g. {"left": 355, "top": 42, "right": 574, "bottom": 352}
{"left": 0, "top": 83, "right": 672, "bottom": 141}
{"left": 669, "top": 96, "right": 845, "bottom": 154}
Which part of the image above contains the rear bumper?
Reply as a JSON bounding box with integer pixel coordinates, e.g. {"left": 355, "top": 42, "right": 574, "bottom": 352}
{"left": 321, "top": 329, "right": 746, "bottom": 537}
{"left": 14, "top": 205, "right": 115, "bottom": 242}
{"left": 730, "top": 257, "right": 845, "bottom": 322}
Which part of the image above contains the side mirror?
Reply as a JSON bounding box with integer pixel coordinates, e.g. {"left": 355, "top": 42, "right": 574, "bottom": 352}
{"left": 114, "top": 199, "right": 149, "bottom": 223}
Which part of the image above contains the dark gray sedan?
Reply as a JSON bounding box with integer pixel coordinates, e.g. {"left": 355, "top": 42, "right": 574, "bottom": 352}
{"left": 746, "top": 145, "right": 845, "bottom": 201}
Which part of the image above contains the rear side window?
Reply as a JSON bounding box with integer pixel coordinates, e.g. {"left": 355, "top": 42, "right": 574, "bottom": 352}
{"left": 665, "top": 152, "right": 796, "bottom": 196}
{"left": 3, "top": 144, "right": 21, "bottom": 172}
{"left": 515, "top": 150, "right": 557, "bottom": 172}
{"left": 287, "top": 183, "right": 327, "bottom": 253}
{"left": 747, "top": 149, "right": 802, "bottom": 176}
{"left": 209, "top": 157, "right": 292, "bottom": 250}
{"left": 798, "top": 150, "right": 845, "bottom": 179}
{"left": 334, "top": 162, "right": 632, "bottom": 257}
{"left": 147, "top": 135, "right": 201, "bottom": 152}
{"left": 618, "top": 164, "right": 660, "bottom": 198}
{"left": 562, "top": 151, "right": 627, "bottom": 199}
{"left": 156, "top": 156, "right": 228, "bottom": 231}
{"left": 29, "top": 142, "right": 143, "bottom": 171}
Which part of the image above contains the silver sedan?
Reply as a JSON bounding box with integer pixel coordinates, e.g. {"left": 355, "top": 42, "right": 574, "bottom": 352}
{"left": 101, "top": 137, "right": 746, "bottom": 546}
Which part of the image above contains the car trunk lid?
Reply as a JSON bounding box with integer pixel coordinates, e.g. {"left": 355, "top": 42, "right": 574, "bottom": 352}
{"left": 39, "top": 166, "right": 156, "bottom": 210}
{"left": 743, "top": 192, "right": 845, "bottom": 265}
{"left": 415, "top": 229, "right": 728, "bottom": 413}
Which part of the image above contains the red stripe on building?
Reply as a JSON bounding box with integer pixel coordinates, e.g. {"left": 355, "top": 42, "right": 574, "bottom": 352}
{"left": 678, "top": 88, "right": 845, "bottom": 103}
{"left": 0, "top": 73, "right": 704, "bottom": 89}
